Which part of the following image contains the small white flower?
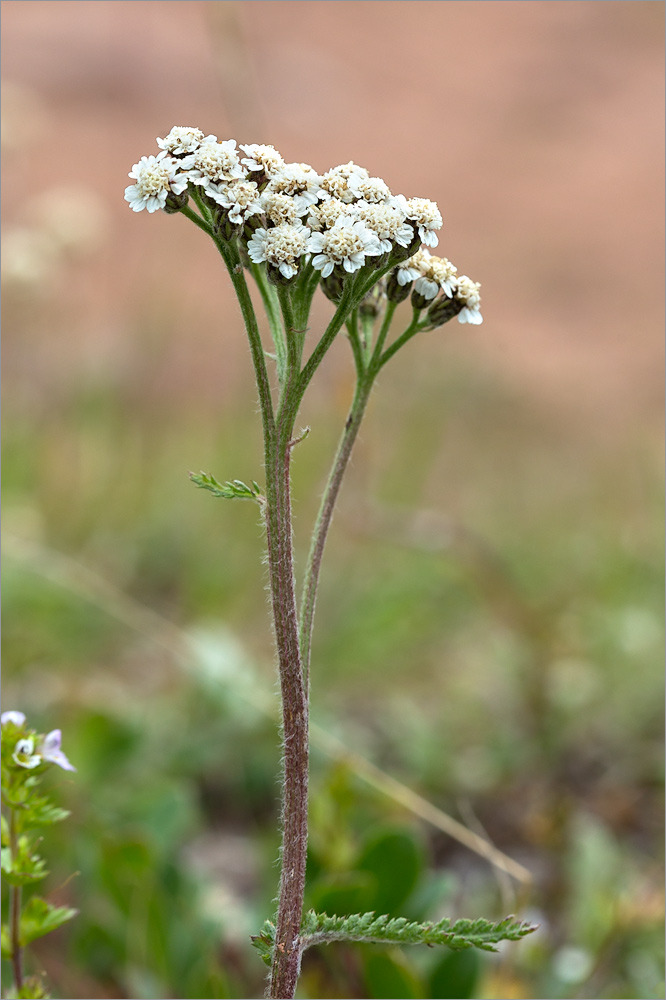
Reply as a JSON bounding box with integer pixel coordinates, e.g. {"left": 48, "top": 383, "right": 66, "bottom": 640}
{"left": 260, "top": 191, "right": 303, "bottom": 227}
{"left": 1, "top": 711, "right": 26, "bottom": 727}
{"left": 395, "top": 256, "right": 422, "bottom": 286}
{"left": 352, "top": 201, "right": 414, "bottom": 253}
{"left": 265, "top": 163, "right": 320, "bottom": 215}
{"left": 413, "top": 249, "right": 458, "bottom": 299}
{"left": 187, "top": 139, "right": 245, "bottom": 187}
{"left": 394, "top": 196, "right": 442, "bottom": 247}
{"left": 13, "top": 737, "right": 41, "bottom": 769}
{"left": 247, "top": 224, "right": 310, "bottom": 279}
{"left": 455, "top": 275, "right": 483, "bottom": 324}
{"left": 240, "top": 143, "right": 285, "bottom": 178}
{"left": 39, "top": 729, "right": 76, "bottom": 772}
{"left": 206, "top": 179, "right": 262, "bottom": 224}
{"left": 307, "top": 216, "right": 382, "bottom": 278}
{"left": 348, "top": 174, "right": 392, "bottom": 204}
{"left": 306, "top": 198, "right": 350, "bottom": 232}
{"left": 319, "top": 161, "right": 370, "bottom": 203}
{"left": 156, "top": 126, "right": 214, "bottom": 156}
{"left": 124, "top": 155, "right": 189, "bottom": 213}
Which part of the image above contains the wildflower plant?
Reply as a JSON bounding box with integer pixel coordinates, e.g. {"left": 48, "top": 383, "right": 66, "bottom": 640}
{"left": 1, "top": 712, "right": 77, "bottom": 999}
{"left": 125, "top": 128, "right": 534, "bottom": 998}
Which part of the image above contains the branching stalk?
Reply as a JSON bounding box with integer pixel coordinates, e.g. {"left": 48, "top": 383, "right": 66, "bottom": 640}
{"left": 299, "top": 376, "right": 373, "bottom": 691}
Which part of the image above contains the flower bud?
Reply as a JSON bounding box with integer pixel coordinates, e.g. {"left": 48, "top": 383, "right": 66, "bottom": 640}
{"left": 320, "top": 269, "right": 345, "bottom": 304}
{"left": 411, "top": 289, "right": 431, "bottom": 311}
{"left": 267, "top": 262, "right": 297, "bottom": 286}
{"left": 426, "top": 294, "right": 464, "bottom": 328}
{"left": 359, "top": 281, "right": 386, "bottom": 319}
{"left": 386, "top": 269, "right": 411, "bottom": 304}
{"left": 163, "top": 188, "right": 190, "bottom": 214}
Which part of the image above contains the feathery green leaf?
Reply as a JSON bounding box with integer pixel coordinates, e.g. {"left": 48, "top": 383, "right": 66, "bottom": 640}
{"left": 189, "top": 472, "right": 264, "bottom": 503}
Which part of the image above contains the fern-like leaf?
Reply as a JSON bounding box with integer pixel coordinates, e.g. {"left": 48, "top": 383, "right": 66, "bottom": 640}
{"left": 189, "top": 471, "right": 264, "bottom": 503}
{"left": 299, "top": 910, "right": 538, "bottom": 954}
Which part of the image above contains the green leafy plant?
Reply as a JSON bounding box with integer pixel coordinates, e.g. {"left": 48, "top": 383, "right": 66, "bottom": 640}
{"left": 125, "top": 127, "right": 536, "bottom": 998}
{"left": 1, "top": 712, "right": 77, "bottom": 999}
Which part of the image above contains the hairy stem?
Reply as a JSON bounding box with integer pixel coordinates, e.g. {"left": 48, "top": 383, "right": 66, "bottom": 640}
{"left": 265, "top": 384, "right": 309, "bottom": 1000}
{"left": 377, "top": 309, "right": 424, "bottom": 369}
{"left": 299, "top": 376, "right": 373, "bottom": 691}
{"left": 213, "top": 237, "right": 275, "bottom": 437}
{"left": 250, "top": 263, "right": 288, "bottom": 386}
{"left": 9, "top": 808, "right": 23, "bottom": 993}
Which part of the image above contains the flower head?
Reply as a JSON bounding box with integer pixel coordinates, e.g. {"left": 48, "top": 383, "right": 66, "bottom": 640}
{"left": 306, "top": 198, "right": 350, "bottom": 232}
{"left": 395, "top": 196, "right": 442, "bottom": 247}
{"left": 455, "top": 275, "right": 483, "bottom": 324}
{"left": 348, "top": 174, "right": 392, "bottom": 204}
{"left": 124, "top": 155, "right": 189, "bottom": 213}
{"left": 1, "top": 711, "right": 26, "bottom": 727}
{"left": 247, "top": 224, "right": 310, "bottom": 279}
{"left": 265, "top": 163, "right": 320, "bottom": 215}
{"left": 156, "top": 126, "right": 212, "bottom": 156}
{"left": 319, "top": 161, "right": 370, "bottom": 203}
{"left": 207, "top": 179, "right": 262, "bottom": 224}
{"left": 261, "top": 191, "right": 303, "bottom": 227}
{"left": 307, "top": 216, "right": 382, "bottom": 277}
{"left": 240, "top": 143, "right": 285, "bottom": 178}
{"left": 394, "top": 255, "right": 422, "bottom": 287}
{"left": 412, "top": 249, "right": 458, "bottom": 299}
{"left": 39, "top": 729, "right": 76, "bottom": 771}
{"left": 352, "top": 201, "right": 414, "bottom": 253}
{"left": 188, "top": 139, "right": 245, "bottom": 187}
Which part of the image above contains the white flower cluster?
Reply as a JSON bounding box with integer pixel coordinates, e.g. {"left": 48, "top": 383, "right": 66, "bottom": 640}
{"left": 395, "top": 248, "right": 483, "bottom": 324}
{"left": 125, "top": 126, "right": 445, "bottom": 281}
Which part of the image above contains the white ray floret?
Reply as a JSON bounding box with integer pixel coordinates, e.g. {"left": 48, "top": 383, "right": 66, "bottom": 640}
{"left": 348, "top": 174, "right": 392, "bottom": 204}
{"left": 187, "top": 139, "right": 246, "bottom": 188}
{"left": 353, "top": 201, "right": 414, "bottom": 253}
{"left": 395, "top": 256, "right": 422, "bottom": 286}
{"left": 240, "top": 143, "right": 285, "bottom": 178}
{"left": 208, "top": 179, "right": 262, "bottom": 224}
{"left": 306, "top": 198, "right": 350, "bottom": 232}
{"left": 455, "top": 276, "right": 483, "bottom": 324}
{"left": 261, "top": 191, "right": 303, "bottom": 227}
{"left": 124, "top": 155, "right": 189, "bottom": 213}
{"left": 265, "top": 163, "right": 321, "bottom": 215}
{"left": 247, "top": 223, "right": 310, "bottom": 279}
{"left": 319, "top": 161, "right": 370, "bottom": 203}
{"left": 157, "top": 126, "right": 214, "bottom": 156}
{"left": 413, "top": 249, "right": 458, "bottom": 299}
{"left": 307, "top": 216, "right": 382, "bottom": 277}
{"left": 394, "top": 195, "right": 443, "bottom": 247}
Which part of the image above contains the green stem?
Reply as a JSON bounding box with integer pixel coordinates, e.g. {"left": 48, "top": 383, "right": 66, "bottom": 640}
{"left": 264, "top": 345, "right": 309, "bottom": 1000}
{"left": 359, "top": 312, "right": 376, "bottom": 366}
{"left": 299, "top": 375, "right": 374, "bottom": 691}
{"left": 346, "top": 310, "right": 366, "bottom": 376}
{"left": 377, "top": 309, "right": 424, "bottom": 370}
{"left": 190, "top": 186, "right": 214, "bottom": 226}
{"left": 212, "top": 237, "right": 275, "bottom": 437}
{"left": 250, "top": 263, "right": 288, "bottom": 386}
{"left": 9, "top": 808, "right": 23, "bottom": 993}
{"left": 179, "top": 201, "right": 213, "bottom": 236}
{"left": 369, "top": 300, "right": 398, "bottom": 370}
{"left": 277, "top": 284, "right": 304, "bottom": 372}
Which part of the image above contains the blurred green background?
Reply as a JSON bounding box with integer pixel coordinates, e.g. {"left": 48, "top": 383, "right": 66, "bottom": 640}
{"left": 2, "top": 2, "right": 664, "bottom": 998}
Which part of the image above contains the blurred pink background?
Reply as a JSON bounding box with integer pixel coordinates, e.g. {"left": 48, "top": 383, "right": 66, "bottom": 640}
{"left": 2, "top": 0, "right": 664, "bottom": 438}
